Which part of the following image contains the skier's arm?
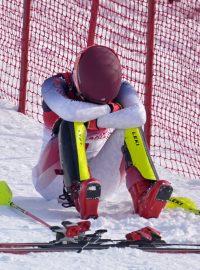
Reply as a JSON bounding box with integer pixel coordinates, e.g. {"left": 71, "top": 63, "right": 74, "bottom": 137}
{"left": 42, "top": 76, "right": 111, "bottom": 122}
{"left": 97, "top": 81, "right": 146, "bottom": 129}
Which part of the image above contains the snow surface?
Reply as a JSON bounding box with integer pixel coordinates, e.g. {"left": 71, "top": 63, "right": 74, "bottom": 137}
{"left": 0, "top": 99, "right": 200, "bottom": 270}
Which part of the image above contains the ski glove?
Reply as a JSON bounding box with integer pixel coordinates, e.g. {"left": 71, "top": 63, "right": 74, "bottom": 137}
{"left": 86, "top": 102, "right": 122, "bottom": 131}
{"left": 108, "top": 102, "right": 122, "bottom": 113}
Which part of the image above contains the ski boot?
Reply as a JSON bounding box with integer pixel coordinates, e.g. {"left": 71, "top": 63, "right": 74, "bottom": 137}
{"left": 126, "top": 167, "right": 173, "bottom": 219}
{"left": 79, "top": 178, "right": 101, "bottom": 220}
{"left": 67, "top": 178, "right": 101, "bottom": 220}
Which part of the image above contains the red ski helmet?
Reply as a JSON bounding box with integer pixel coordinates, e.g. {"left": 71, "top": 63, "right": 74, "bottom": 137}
{"left": 73, "top": 45, "right": 122, "bottom": 104}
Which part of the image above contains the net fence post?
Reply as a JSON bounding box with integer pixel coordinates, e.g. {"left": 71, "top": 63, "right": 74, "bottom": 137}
{"left": 18, "top": 0, "right": 32, "bottom": 114}
{"left": 87, "top": 0, "right": 100, "bottom": 46}
{"left": 144, "top": 0, "right": 156, "bottom": 148}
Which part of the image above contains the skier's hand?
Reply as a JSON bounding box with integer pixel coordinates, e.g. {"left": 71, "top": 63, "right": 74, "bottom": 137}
{"left": 108, "top": 102, "right": 122, "bottom": 113}
{"left": 85, "top": 102, "right": 122, "bottom": 131}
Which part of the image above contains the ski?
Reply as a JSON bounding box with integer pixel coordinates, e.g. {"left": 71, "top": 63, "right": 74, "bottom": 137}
{"left": 1, "top": 242, "right": 200, "bottom": 254}
{"left": 1, "top": 240, "right": 200, "bottom": 249}
{"left": 1, "top": 226, "right": 200, "bottom": 254}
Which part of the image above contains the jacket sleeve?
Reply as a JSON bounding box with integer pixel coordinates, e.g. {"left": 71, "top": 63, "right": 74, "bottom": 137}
{"left": 97, "top": 81, "right": 146, "bottom": 129}
{"left": 41, "top": 76, "right": 111, "bottom": 122}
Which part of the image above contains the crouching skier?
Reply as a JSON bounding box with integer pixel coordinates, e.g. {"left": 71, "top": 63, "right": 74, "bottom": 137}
{"left": 32, "top": 45, "right": 173, "bottom": 220}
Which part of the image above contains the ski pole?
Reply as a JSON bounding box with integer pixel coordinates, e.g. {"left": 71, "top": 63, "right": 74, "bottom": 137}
{"left": 9, "top": 201, "right": 52, "bottom": 229}
{"left": 0, "top": 180, "right": 92, "bottom": 240}
{"left": 166, "top": 196, "right": 200, "bottom": 215}
{"left": 0, "top": 180, "right": 52, "bottom": 229}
